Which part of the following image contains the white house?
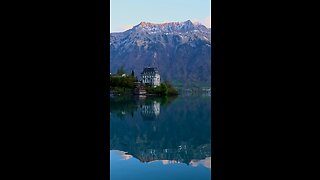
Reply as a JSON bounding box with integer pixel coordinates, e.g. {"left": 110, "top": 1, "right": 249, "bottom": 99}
{"left": 141, "top": 67, "right": 160, "bottom": 87}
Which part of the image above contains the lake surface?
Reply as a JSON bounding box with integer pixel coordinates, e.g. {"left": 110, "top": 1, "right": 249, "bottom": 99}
{"left": 110, "top": 95, "right": 211, "bottom": 180}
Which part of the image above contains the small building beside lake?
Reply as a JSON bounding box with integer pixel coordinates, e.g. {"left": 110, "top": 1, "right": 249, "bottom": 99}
{"left": 133, "top": 82, "right": 147, "bottom": 95}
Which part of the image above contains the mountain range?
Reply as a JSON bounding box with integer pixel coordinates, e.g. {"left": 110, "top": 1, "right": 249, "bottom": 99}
{"left": 110, "top": 20, "right": 211, "bottom": 87}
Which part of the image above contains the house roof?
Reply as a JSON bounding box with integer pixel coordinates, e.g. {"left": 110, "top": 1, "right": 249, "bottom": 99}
{"left": 141, "top": 67, "right": 159, "bottom": 74}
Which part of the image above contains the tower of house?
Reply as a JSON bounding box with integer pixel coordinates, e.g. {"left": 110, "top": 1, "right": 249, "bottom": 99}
{"left": 141, "top": 67, "right": 160, "bottom": 87}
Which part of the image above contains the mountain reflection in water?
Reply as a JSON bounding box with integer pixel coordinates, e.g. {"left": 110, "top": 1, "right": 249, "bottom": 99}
{"left": 110, "top": 95, "right": 211, "bottom": 168}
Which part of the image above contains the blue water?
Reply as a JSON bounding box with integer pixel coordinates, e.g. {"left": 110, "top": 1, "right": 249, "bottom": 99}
{"left": 110, "top": 95, "right": 211, "bottom": 180}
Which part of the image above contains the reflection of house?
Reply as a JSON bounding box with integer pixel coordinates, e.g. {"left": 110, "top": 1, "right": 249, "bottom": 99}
{"left": 140, "top": 101, "right": 160, "bottom": 121}
{"left": 141, "top": 67, "right": 160, "bottom": 87}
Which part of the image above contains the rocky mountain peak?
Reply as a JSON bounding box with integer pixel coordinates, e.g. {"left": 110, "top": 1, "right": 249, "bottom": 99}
{"left": 131, "top": 20, "right": 208, "bottom": 33}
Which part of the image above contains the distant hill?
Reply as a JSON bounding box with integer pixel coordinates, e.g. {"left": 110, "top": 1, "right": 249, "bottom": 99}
{"left": 110, "top": 20, "right": 211, "bottom": 87}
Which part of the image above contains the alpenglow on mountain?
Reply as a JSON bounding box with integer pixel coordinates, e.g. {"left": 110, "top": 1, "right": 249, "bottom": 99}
{"left": 110, "top": 20, "right": 211, "bottom": 87}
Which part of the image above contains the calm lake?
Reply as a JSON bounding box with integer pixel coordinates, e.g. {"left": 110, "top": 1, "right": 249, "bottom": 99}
{"left": 110, "top": 95, "right": 211, "bottom": 180}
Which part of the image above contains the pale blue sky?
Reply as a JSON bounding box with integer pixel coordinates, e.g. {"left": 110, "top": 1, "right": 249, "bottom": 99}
{"left": 110, "top": 0, "right": 211, "bottom": 32}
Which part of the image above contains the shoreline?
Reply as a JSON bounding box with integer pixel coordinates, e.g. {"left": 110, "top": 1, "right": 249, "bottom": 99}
{"left": 109, "top": 92, "right": 178, "bottom": 97}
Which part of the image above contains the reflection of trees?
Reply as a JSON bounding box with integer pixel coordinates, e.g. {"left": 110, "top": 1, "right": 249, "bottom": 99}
{"left": 110, "top": 96, "right": 211, "bottom": 165}
{"left": 110, "top": 95, "right": 177, "bottom": 121}
{"left": 110, "top": 96, "right": 139, "bottom": 120}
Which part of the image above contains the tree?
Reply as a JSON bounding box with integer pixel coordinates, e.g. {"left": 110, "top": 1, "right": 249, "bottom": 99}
{"left": 131, "top": 70, "right": 134, "bottom": 77}
{"left": 164, "top": 81, "right": 178, "bottom": 95}
{"left": 116, "top": 65, "right": 126, "bottom": 75}
{"left": 160, "top": 83, "right": 168, "bottom": 95}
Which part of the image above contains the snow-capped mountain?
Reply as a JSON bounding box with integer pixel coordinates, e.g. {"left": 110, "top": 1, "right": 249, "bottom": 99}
{"left": 110, "top": 20, "right": 211, "bottom": 87}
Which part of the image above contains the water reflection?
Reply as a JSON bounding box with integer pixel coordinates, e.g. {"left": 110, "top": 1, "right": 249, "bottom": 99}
{"left": 141, "top": 100, "right": 160, "bottom": 120}
{"left": 110, "top": 95, "right": 211, "bottom": 168}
